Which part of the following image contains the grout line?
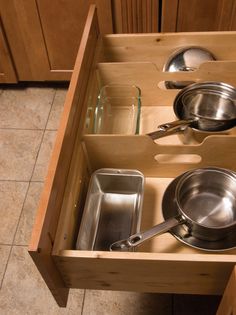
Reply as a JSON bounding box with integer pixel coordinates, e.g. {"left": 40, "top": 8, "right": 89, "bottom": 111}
{"left": 9, "top": 179, "right": 30, "bottom": 245}
{"left": 0, "top": 243, "right": 29, "bottom": 247}
{"left": 27, "top": 179, "right": 44, "bottom": 183}
{"left": 0, "top": 246, "right": 12, "bottom": 290}
{"left": 0, "top": 127, "right": 58, "bottom": 132}
{"left": 3, "top": 244, "right": 29, "bottom": 247}
{"left": 0, "top": 88, "right": 60, "bottom": 295}
{"left": 10, "top": 89, "right": 57, "bottom": 248}
{"left": 0, "top": 180, "right": 30, "bottom": 289}
{"left": 11, "top": 89, "right": 56, "bottom": 243}
{"left": 0, "top": 127, "right": 45, "bottom": 131}
{"left": 0, "top": 179, "right": 30, "bottom": 183}
{"left": 0, "top": 86, "right": 60, "bottom": 132}
{"left": 28, "top": 89, "right": 57, "bottom": 183}
{"left": 0, "top": 243, "right": 12, "bottom": 246}
{"left": 81, "top": 289, "right": 87, "bottom": 314}
{"left": 45, "top": 128, "right": 58, "bottom": 132}
{"left": 0, "top": 179, "right": 44, "bottom": 183}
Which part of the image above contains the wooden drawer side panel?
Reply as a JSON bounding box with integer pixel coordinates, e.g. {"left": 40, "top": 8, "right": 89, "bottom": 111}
{"left": 28, "top": 5, "right": 99, "bottom": 307}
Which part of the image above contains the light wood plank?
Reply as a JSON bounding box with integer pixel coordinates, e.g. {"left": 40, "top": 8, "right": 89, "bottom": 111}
{"left": 55, "top": 250, "right": 236, "bottom": 294}
{"left": 97, "top": 61, "right": 236, "bottom": 106}
{"left": 83, "top": 135, "right": 236, "bottom": 177}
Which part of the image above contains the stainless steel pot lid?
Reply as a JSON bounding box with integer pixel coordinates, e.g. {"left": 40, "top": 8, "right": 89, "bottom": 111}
{"left": 162, "top": 173, "right": 236, "bottom": 252}
{"left": 163, "top": 47, "right": 215, "bottom": 89}
{"left": 164, "top": 46, "right": 215, "bottom": 72}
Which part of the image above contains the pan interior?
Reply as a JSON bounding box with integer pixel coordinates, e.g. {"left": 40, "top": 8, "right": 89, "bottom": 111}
{"left": 76, "top": 171, "right": 144, "bottom": 251}
{"left": 182, "top": 91, "right": 236, "bottom": 121}
{"left": 177, "top": 169, "right": 236, "bottom": 228}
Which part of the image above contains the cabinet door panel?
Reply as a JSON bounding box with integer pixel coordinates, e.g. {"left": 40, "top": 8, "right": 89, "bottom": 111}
{"left": 0, "top": 0, "right": 112, "bottom": 81}
{"left": 36, "top": 0, "right": 112, "bottom": 71}
{"left": 0, "top": 0, "right": 57, "bottom": 81}
{"left": 177, "top": 0, "right": 224, "bottom": 31}
{"left": 162, "top": 0, "right": 236, "bottom": 32}
{"left": 0, "top": 19, "right": 17, "bottom": 83}
{"left": 112, "top": 0, "right": 160, "bottom": 33}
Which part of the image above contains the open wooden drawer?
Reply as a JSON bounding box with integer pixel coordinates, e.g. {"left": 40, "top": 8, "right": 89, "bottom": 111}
{"left": 29, "top": 5, "right": 236, "bottom": 308}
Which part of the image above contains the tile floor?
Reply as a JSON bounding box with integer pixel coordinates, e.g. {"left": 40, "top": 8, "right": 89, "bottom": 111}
{"left": 0, "top": 84, "right": 221, "bottom": 315}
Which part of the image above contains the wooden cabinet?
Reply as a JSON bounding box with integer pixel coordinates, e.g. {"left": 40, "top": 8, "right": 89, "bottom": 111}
{"left": 0, "top": 18, "right": 17, "bottom": 83}
{"left": 162, "top": 0, "right": 236, "bottom": 32}
{"left": 29, "top": 5, "right": 236, "bottom": 309}
{"left": 0, "top": 0, "right": 112, "bottom": 81}
{"left": 3, "top": 0, "right": 236, "bottom": 83}
{"left": 112, "top": 0, "right": 160, "bottom": 33}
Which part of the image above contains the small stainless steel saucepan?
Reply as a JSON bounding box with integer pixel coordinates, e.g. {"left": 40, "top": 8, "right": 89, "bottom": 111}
{"left": 148, "top": 82, "right": 236, "bottom": 141}
{"left": 110, "top": 167, "right": 236, "bottom": 251}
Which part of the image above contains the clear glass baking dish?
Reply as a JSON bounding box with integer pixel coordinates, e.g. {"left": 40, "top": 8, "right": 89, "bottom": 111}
{"left": 93, "top": 84, "right": 141, "bottom": 134}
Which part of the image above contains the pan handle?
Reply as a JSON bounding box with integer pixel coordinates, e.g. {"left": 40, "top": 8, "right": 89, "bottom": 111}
{"left": 109, "top": 216, "right": 185, "bottom": 251}
{"left": 147, "top": 119, "right": 195, "bottom": 140}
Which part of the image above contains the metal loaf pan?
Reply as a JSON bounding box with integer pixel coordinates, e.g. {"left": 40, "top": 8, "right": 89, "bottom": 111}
{"left": 76, "top": 168, "right": 144, "bottom": 251}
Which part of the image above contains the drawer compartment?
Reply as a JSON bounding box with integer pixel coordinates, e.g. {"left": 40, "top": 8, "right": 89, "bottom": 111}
{"left": 29, "top": 5, "right": 236, "bottom": 307}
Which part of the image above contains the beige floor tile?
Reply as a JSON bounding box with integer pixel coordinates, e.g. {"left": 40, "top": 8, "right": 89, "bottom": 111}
{"left": 47, "top": 88, "right": 68, "bottom": 130}
{"left": 0, "top": 87, "right": 55, "bottom": 129}
{"left": 0, "top": 245, "right": 11, "bottom": 285}
{"left": 0, "top": 181, "right": 28, "bottom": 244}
{"left": 31, "top": 130, "right": 57, "bottom": 181}
{"left": 14, "top": 182, "right": 44, "bottom": 246}
{"left": 0, "top": 246, "right": 85, "bottom": 315}
{"left": 82, "top": 290, "right": 172, "bottom": 315}
{"left": 0, "top": 129, "right": 43, "bottom": 180}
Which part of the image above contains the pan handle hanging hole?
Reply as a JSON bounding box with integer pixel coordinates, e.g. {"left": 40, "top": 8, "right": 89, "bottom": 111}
{"left": 130, "top": 235, "right": 141, "bottom": 244}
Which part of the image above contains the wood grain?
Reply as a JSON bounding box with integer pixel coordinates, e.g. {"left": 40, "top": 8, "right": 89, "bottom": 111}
{"left": 29, "top": 25, "right": 236, "bottom": 308}
{"left": 112, "top": 0, "right": 160, "bottom": 33}
{"left": 83, "top": 135, "right": 236, "bottom": 177}
{"left": 36, "top": 0, "right": 112, "bottom": 70}
{"left": 0, "top": 0, "right": 112, "bottom": 81}
{"left": 28, "top": 5, "right": 100, "bottom": 306}
{"left": 161, "top": 0, "right": 236, "bottom": 32}
{"left": 0, "top": 18, "right": 17, "bottom": 83}
{"left": 55, "top": 250, "right": 236, "bottom": 295}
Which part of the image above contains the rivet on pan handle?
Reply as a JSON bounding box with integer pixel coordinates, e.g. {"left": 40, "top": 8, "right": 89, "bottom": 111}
{"left": 147, "top": 119, "right": 196, "bottom": 140}
{"left": 110, "top": 216, "right": 184, "bottom": 251}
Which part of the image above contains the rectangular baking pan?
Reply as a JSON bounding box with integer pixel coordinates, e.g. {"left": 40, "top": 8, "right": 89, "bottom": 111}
{"left": 76, "top": 168, "right": 144, "bottom": 251}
